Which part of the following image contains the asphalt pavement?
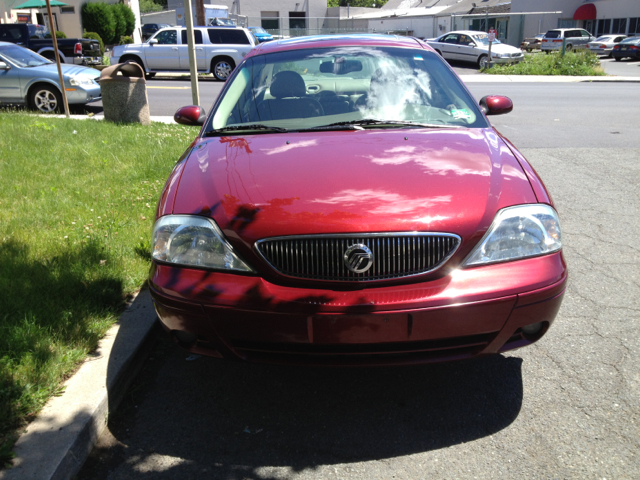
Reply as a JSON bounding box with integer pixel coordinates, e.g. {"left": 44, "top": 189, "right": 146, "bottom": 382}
{"left": 73, "top": 81, "right": 640, "bottom": 479}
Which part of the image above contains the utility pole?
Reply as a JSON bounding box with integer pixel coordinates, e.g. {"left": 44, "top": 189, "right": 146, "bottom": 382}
{"left": 45, "top": 0, "right": 69, "bottom": 117}
{"left": 183, "top": 0, "right": 200, "bottom": 105}
{"left": 195, "top": 0, "right": 204, "bottom": 26}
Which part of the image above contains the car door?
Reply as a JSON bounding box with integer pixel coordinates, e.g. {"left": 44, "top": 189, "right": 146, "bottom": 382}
{"left": 179, "top": 29, "right": 206, "bottom": 70}
{"left": 436, "top": 34, "right": 461, "bottom": 61}
{"left": 456, "top": 34, "right": 478, "bottom": 63}
{"left": 145, "top": 29, "right": 179, "bottom": 70}
{"left": 0, "top": 54, "right": 24, "bottom": 104}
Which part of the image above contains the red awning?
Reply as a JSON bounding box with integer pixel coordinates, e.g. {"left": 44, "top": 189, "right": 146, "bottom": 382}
{"left": 573, "top": 3, "right": 597, "bottom": 20}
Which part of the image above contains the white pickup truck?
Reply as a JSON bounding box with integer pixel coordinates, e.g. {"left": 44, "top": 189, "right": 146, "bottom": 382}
{"left": 110, "top": 26, "right": 257, "bottom": 80}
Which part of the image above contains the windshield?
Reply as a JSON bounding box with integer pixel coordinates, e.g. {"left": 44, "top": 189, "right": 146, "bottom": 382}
{"left": 208, "top": 46, "right": 487, "bottom": 133}
{"left": 250, "top": 27, "right": 267, "bottom": 34}
{"left": 620, "top": 37, "right": 640, "bottom": 44}
{"left": 0, "top": 45, "right": 51, "bottom": 67}
{"left": 595, "top": 36, "right": 614, "bottom": 42}
{"left": 473, "top": 34, "right": 501, "bottom": 45}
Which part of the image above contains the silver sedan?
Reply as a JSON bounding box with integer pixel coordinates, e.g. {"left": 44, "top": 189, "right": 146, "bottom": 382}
{"left": 0, "top": 41, "right": 101, "bottom": 113}
{"left": 588, "top": 35, "right": 627, "bottom": 57}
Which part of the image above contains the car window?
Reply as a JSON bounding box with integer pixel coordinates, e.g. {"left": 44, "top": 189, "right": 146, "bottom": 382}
{"left": 459, "top": 35, "right": 474, "bottom": 45}
{"left": 580, "top": 30, "right": 591, "bottom": 37}
{"left": 207, "top": 29, "right": 250, "bottom": 45}
{"left": 614, "top": 36, "right": 626, "bottom": 42}
{"left": 210, "top": 46, "right": 488, "bottom": 131}
{"left": 0, "top": 25, "right": 25, "bottom": 42}
{"left": 440, "top": 34, "right": 459, "bottom": 44}
{"left": 620, "top": 37, "right": 638, "bottom": 44}
{"left": 0, "top": 44, "right": 51, "bottom": 67}
{"left": 181, "top": 29, "right": 203, "bottom": 45}
{"left": 155, "top": 29, "right": 177, "bottom": 45}
{"left": 473, "top": 34, "right": 501, "bottom": 45}
{"left": 595, "top": 36, "right": 613, "bottom": 42}
{"left": 545, "top": 30, "right": 561, "bottom": 39}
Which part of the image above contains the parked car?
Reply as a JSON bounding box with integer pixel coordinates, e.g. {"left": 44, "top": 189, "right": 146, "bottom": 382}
{"left": 141, "top": 23, "right": 171, "bottom": 41}
{"left": 541, "top": 28, "right": 595, "bottom": 53}
{"left": 0, "top": 42, "right": 100, "bottom": 113}
{"left": 0, "top": 23, "right": 102, "bottom": 65}
{"left": 427, "top": 30, "right": 524, "bottom": 68}
{"left": 248, "top": 26, "right": 273, "bottom": 43}
{"left": 520, "top": 34, "right": 545, "bottom": 52}
{"left": 612, "top": 37, "right": 640, "bottom": 61}
{"left": 152, "top": 34, "right": 567, "bottom": 366}
{"left": 588, "top": 35, "right": 627, "bottom": 57}
{"left": 110, "top": 26, "right": 256, "bottom": 80}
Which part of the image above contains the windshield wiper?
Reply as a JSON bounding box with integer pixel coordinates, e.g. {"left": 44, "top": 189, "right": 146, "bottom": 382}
{"left": 203, "top": 124, "right": 288, "bottom": 136}
{"left": 326, "top": 119, "right": 462, "bottom": 129}
{"left": 295, "top": 124, "right": 362, "bottom": 132}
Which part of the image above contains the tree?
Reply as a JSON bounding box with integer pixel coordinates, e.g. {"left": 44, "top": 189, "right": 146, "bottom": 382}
{"left": 81, "top": 2, "right": 116, "bottom": 44}
{"left": 139, "top": 0, "right": 163, "bottom": 14}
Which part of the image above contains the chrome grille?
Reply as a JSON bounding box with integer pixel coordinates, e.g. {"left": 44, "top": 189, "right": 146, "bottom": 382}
{"left": 256, "top": 233, "right": 460, "bottom": 282}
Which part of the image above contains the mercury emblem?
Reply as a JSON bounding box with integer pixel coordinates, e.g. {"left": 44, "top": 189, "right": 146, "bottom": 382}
{"left": 344, "top": 244, "right": 373, "bottom": 273}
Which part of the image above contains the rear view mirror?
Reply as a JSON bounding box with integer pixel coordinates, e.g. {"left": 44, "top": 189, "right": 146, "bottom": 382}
{"left": 0, "top": 61, "right": 10, "bottom": 71}
{"left": 148, "top": 38, "right": 158, "bottom": 45}
{"left": 174, "top": 105, "right": 207, "bottom": 126}
{"left": 320, "top": 58, "right": 363, "bottom": 75}
{"left": 479, "top": 95, "right": 513, "bottom": 115}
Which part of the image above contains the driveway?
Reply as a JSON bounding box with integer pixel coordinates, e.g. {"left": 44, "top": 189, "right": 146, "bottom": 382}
{"left": 77, "top": 82, "right": 640, "bottom": 479}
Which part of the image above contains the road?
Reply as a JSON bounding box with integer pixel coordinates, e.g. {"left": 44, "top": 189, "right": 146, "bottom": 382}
{"left": 77, "top": 81, "right": 640, "bottom": 479}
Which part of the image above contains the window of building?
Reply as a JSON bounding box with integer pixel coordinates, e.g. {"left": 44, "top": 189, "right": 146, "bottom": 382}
{"left": 59, "top": 6, "right": 74, "bottom": 14}
{"left": 557, "top": 18, "right": 577, "bottom": 29}
{"left": 611, "top": 18, "right": 627, "bottom": 34}
{"left": 628, "top": 18, "right": 639, "bottom": 35}
{"left": 261, "top": 11, "right": 279, "bottom": 30}
{"left": 597, "top": 18, "right": 611, "bottom": 36}
{"left": 289, "top": 12, "right": 305, "bottom": 30}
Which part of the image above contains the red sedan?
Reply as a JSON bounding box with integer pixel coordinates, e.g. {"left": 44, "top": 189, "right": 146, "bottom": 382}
{"left": 151, "top": 35, "right": 567, "bottom": 366}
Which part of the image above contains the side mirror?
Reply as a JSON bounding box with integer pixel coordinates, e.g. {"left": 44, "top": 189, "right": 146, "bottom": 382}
{"left": 0, "top": 61, "right": 10, "bottom": 71}
{"left": 174, "top": 105, "right": 207, "bottom": 126}
{"left": 479, "top": 95, "right": 513, "bottom": 115}
{"left": 148, "top": 38, "right": 158, "bottom": 45}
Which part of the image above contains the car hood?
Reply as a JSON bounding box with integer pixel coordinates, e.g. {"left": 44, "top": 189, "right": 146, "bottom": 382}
{"left": 171, "top": 128, "right": 537, "bottom": 257}
{"left": 23, "top": 63, "right": 99, "bottom": 79}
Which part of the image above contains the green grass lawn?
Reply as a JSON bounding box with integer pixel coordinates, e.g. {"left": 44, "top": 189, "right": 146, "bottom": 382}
{"left": 0, "top": 113, "right": 198, "bottom": 466}
{"left": 484, "top": 50, "right": 606, "bottom": 76}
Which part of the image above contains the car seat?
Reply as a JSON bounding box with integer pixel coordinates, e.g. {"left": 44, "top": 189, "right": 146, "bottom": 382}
{"left": 257, "top": 71, "right": 324, "bottom": 120}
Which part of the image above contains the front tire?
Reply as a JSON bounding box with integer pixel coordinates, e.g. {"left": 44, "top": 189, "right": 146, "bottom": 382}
{"left": 211, "top": 57, "right": 235, "bottom": 81}
{"left": 477, "top": 54, "right": 489, "bottom": 69}
{"left": 29, "top": 85, "right": 62, "bottom": 113}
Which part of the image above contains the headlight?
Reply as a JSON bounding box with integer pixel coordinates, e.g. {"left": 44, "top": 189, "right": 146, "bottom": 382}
{"left": 492, "top": 53, "right": 503, "bottom": 58}
{"left": 69, "top": 76, "right": 95, "bottom": 86}
{"left": 463, "top": 204, "right": 561, "bottom": 267}
{"left": 152, "top": 215, "right": 253, "bottom": 272}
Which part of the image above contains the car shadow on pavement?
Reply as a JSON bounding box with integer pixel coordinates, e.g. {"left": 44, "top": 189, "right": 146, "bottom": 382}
{"left": 81, "top": 331, "right": 523, "bottom": 479}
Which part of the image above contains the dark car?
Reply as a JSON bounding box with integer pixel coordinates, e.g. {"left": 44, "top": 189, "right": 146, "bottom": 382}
{"left": 612, "top": 37, "right": 640, "bottom": 61}
{"left": 141, "top": 23, "right": 171, "bottom": 40}
{"left": 0, "top": 23, "right": 101, "bottom": 65}
{"left": 152, "top": 35, "right": 567, "bottom": 366}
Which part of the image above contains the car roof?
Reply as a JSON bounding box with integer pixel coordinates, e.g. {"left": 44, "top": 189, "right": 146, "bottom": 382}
{"left": 439, "top": 30, "right": 490, "bottom": 36}
{"left": 250, "top": 34, "right": 423, "bottom": 56}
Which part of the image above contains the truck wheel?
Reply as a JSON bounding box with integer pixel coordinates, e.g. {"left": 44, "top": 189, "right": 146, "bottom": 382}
{"left": 29, "top": 85, "right": 62, "bottom": 113}
{"left": 212, "top": 57, "right": 235, "bottom": 81}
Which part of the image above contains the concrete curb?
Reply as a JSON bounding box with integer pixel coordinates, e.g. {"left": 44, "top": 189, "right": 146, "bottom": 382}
{"left": 0, "top": 290, "right": 158, "bottom": 480}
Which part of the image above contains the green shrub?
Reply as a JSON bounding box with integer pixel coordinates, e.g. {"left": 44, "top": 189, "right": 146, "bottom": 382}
{"left": 484, "top": 50, "right": 606, "bottom": 76}
{"left": 44, "top": 31, "right": 66, "bottom": 39}
{"left": 139, "top": 0, "right": 163, "bottom": 14}
{"left": 114, "top": 3, "right": 135, "bottom": 37}
{"left": 111, "top": 4, "right": 126, "bottom": 42}
{"left": 119, "top": 35, "right": 134, "bottom": 45}
{"left": 82, "top": 31, "right": 104, "bottom": 55}
{"left": 81, "top": 2, "right": 116, "bottom": 45}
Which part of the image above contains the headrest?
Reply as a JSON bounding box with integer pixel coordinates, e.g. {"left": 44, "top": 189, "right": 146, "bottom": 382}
{"left": 270, "top": 71, "right": 306, "bottom": 98}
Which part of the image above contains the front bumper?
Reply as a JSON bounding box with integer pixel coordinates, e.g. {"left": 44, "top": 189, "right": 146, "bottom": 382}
{"left": 150, "top": 252, "right": 567, "bottom": 366}
{"left": 491, "top": 55, "right": 524, "bottom": 64}
{"left": 65, "top": 83, "right": 102, "bottom": 104}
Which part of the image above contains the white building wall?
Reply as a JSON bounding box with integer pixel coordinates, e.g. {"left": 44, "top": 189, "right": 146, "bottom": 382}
{"left": 366, "top": 16, "right": 436, "bottom": 38}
